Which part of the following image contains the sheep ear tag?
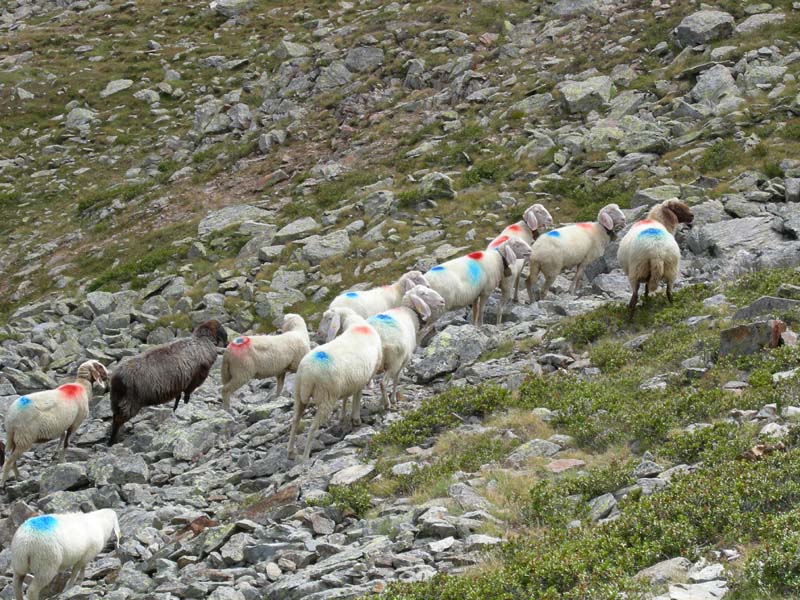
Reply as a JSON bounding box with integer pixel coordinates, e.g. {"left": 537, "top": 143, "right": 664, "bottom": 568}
{"left": 326, "top": 313, "right": 342, "bottom": 342}
{"left": 599, "top": 211, "right": 614, "bottom": 231}
{"left": 410, "top": 294, "right": 432, "bottom": 321}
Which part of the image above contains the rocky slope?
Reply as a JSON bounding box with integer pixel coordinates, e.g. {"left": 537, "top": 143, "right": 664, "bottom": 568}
{"left": 2, "top": 0, "right": 800, "bottom": 599}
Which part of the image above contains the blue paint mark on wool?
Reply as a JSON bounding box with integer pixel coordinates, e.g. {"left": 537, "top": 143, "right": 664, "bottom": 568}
{"left": 313, "top": 351, "right": 331, "bottom": 364}
{"left": 638, "top": 227, "right": 665, "bottom": 237}
{"left": 546, "top": 230, "right": 561, "bottom": 237}
{"left": 430, "top": 266, "right": 445, "bottom": 272}
{"left": 345, "top": 292, "right": 359, "bottom": 298}
{"left": 234, "top": 337, "right": 245, "bottom": 345}
{"left": 371, "top": 313, "right": 397, "bottom": 326}
{"left": 467, "top": 260, "right": 481, "bottom": 286}
{"left": 24, "top": 515, "right": 57, "bottom": 533}
{"left": 15, "top": 396, "right": 31, "bottom": 408}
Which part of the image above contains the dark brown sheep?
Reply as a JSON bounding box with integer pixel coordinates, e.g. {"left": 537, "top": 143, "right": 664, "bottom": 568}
{"left": 108, "top": 320, "right": 228, "bottom": 445}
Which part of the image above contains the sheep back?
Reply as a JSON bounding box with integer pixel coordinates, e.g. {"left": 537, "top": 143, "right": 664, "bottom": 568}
{"left": 223, "top": 330, "right": 310, "bottom": 382}
{"left": 11, "top": 511, "right": 112, "bottom": 575}
{"left": 329, "top": 285, "right": 402, "bottom": 318}
{"left": 6, "top": 384, "right": 89, "bottom": 448}
{"left": 617, "top": 220, "right": 680, "bottom": 288}
{"left": 529, "top": 223, "right": 608, "bottom": 272}
{"left": 425, "top": 252, "right": 490, "bottom": 310}
{"left": 111, "top": 334, "right": 218, "bottom": 420}
{"left": 367, "top": 309, "right": 417, "bottom": 374}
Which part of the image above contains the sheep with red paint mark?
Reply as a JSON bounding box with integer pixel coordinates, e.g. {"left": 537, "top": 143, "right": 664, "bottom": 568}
{"left": 326, "top": 270, "right": 429, "bottom": 329}
{"left": 488, "top": 203, "right": 554, "bottom": 317}
{"left": 617, "top": 199, "right": 694, "bottom": 319}
{"left": 424, "top": 237, "right": 532, "bottom": 326}
{"left": 288, "top": 308, "right": 383, "bottom": 460}
{"left": 220, "top": 313, "right": 310, "bottom": 412}
{"left": 2, "top": 360, "right": 108, "bottom": 487}
{"left": 526, "top": 204, "right": 627, "bottom": 301}
{"left": 11, "top": 509, "right": 120, "bottom": 600}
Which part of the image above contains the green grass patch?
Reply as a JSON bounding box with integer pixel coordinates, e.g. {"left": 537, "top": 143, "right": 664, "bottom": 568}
{"left": 308, "top": 483, "right": 372, "bottom": 518}
{"left": 697, "top": 140, "right": 740, "bottom": 174}
{"left": 539, "top": 177, "right": 634, "bottom": 222}
{"left": 76, "top": 183, "right": 149, "bottom": 215}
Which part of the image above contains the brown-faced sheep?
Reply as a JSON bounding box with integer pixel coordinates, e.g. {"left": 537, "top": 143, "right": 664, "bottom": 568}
{"left": 108, "top": 319, "right": 227, "bottom": 445}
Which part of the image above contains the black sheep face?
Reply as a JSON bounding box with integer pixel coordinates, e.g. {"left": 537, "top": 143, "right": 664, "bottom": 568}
{"left": 216, "top": 326, "right": 228, "bottom": 348}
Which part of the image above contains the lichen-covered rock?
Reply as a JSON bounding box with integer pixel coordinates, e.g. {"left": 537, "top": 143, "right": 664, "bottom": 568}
{"left": 555, "top": 76, "right": 615, "bottom": 113}
{"left": 674, "top": 10, "right": 734, "bottom": 47}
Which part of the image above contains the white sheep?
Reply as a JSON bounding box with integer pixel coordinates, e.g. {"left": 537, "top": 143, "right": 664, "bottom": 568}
{"left": 2, "top": 360, "right": 108, "bottom": 487}
{"left": 220, "top": 313, "right": 310, "bottom": 412}
{"left": 288, "top": 308, "right": 383, "bottom": 460}
{"left": 366, "top": 285, "right": 446, "bottom": 409}
{"left": 617, "top": 199, "right": 694, "bottom": 319}
{"left": 11, "top": 509, "right": 120, "bottom": 600}
{"left": 424, "top": 238, "right": 532, "bottom": 327}
{"left": 326, "top": 270, "right": 429, "bottom": 325}
{"left": 488, "top": 203, "right": 554, "bottom": 323}
{"left": 526, "top": 203, "right": 627, "bottom": 302}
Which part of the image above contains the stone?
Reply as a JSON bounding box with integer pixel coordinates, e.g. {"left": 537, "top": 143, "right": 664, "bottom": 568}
{"left": 735, "top": 12, "right": 785, "bottom": 34}
{"left": 100, "top": 79, "right": 133, "bottom": 98}
{"left": 674, "top": 10, "right": 734, "bottom": 47}
{"left": 505, "top": 439, "right": 560, "bottom": 466}
{"left": 465, "top": 534, "right": 502, "bottom": 551}
{"left": 212, "top": 0, "right": 253, "bottom": 17}
{"left": 275, "top": 40, "right": 309, "bottom": 59}
{"left": 300, "top": 230, "right": 350, "bottom": 265}
{"left": 345, "top": 46, "right": 384, "bottom": 72}
{"left": 689, "top": 563, "right": 726, "bottom": 583}
{"left": 65, "top": 107, "right": 97, "bottom": 131}
{"left": 39, "top": 463, "right": 90, "bottom": 494}
{"left": 419, "top": 172, "right": 456, "bottom": 200}
{"left": 86, "top": 291, "right": 115, "bottom": 315}
{"left": 546, "top": 458, "right": 585, "bottom": 473}
{"left": 448, "top": 483, "right": 491, "bottom": 510}
{"left": 556, "top": 76, "right": 615, "bottom": 113}
{"left": 316, "top": 61, "right": 352, "bottom": 91}
{"left": 636, "top": 557, "right": 691, "bottom": 585}
{"left": 274, "top": 217, "right": 320, "bottom": 244}
{"left": 691, "top": 64, "right": 741, "bottom": 108}
{"left": 733, "top": 296, "right": 800, "bottom": 320}
{"left": 410, "top": 325, "right": 493, "bottom": 382}
{"left": 198, "top": 205, "right": 272, "bottom": 239}
{"left": 330, "top": 464, "right": 375, "bottom": 486}
{"left": 719, "top": 320, "right": 786, "bottom": 356}
{"left": 588, "top": 493, "right": 617, "bottom": 521}
{"left": 631, "top": 186, "right": 681, "bottom": 208}
{"left": 668, "top": 580, "right": 728, "bottom": 600}
{"left": 87, "top": 450, "right": 149, "bottom": 485}
{"left": 632, "top": 460, "right": 663, "bottom": 478}
{"left": 785, "top": 178, "right": 800, "bottom": 202}
{"left": 549, "top": 0, "right": 600, "bottom": 17}
{"left": 363, "top": 190, "right": 396, "bottom": 217}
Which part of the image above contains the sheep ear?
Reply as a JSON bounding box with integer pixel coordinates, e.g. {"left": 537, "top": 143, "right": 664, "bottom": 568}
{"left": 599, "top": 211, "right": 614, "bottom": 231}
{"left": 326, "top": 313, "right": 342, "bottom": 342}
{"left": 402, "top": 274, "right": 416, "bottom": 293}
{"left": 523, "top": 210, "right": 538, "bottom": 231}
{"left": 502, "top": 244, "right": 517, "bottom": 266}
{"left": 410, "top": 293, "right": 432, "bottom": 321}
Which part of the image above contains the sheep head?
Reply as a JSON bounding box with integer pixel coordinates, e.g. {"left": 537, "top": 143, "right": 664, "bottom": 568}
{"left": 598, "top": 204, "right": 627, "bottom": 237}
{"left": 664, "top": 199, "right": 694, "bottom": 226}
{"left": 281, "top": 313, "right": 306, "bottom": 333}
{"left": 523, "top": 204, "right": 554, "bottom": 235}
{"left": 400, "top": 270, "right": 429, "bottom": 293}
{"left": 404, "top": 284, "right": 446, "bottom": 323}
{"left": 497, "top": 238, "right": 532, "bottom": 276}
{"left": 195, "top": 320, "right": 228, "bottom": 348}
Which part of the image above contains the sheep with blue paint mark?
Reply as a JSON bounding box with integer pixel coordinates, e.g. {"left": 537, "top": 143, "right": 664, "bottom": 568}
{"left": 11, "top": 509, "right": 120, "bottom": 600}
{"left": 220, "top": 313, "right": 310, "bottom": 412}
{"left": 326, "top": 270, "right": 428, "bottom": 328}
{"left": 526, "top": 203, "right": 627, "bottom": 301}
{"left": 617, "top": 199, "right": 694, "bottom": 319}
{"left": 288, "top": 308, "right": 383, "bottom": 460}
{"left": 424, "top": 237, "right": 532, "bottom": 326}
{"left": 366, "top": 285, "right": 446, "bottom": 409}
{"left": 488, "top": 203, "right": 554, "bottom": 323}
{"left": 2, "top": 360, "right": 108, "bottom": 488}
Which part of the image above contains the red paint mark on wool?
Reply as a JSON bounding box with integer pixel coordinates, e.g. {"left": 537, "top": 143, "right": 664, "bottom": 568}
{"left": 488, "top": 235, "right": 509, "bottom": 249}
{"left": 577, "top": 222, "right": 594, "bottom": 229}
{"left": 58, "top": 384, "right": 84, "bottom": 401}
{"left": 229, "top": 336, "right": 251, "bottom": 353}
{"left": 468, "top": 251, "right": 484, "bottom": 260}
{"left": 638, "top": 219, "right": 656, "bottom": 226}
{"left": 507, "top": 224, "right": 521, "bottom": 232}
{"left": 352, "top": 325, "right": 373, "bottom": 335}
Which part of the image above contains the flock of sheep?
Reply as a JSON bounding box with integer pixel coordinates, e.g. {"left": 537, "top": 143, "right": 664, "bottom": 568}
{"left": 0, "top": 197, "right": 693, "bottom": 599}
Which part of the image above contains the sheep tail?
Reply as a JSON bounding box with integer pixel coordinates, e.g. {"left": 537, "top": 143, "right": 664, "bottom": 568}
{"left": 0, "top": 440, "right": 4, "bottom": 467}
{"left": 647, "top": 258, "right": 664, "bottom": 293}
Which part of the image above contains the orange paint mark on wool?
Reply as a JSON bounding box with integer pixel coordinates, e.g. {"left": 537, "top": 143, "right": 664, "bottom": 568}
{"left": 577, "top": 222, "right": 594, "bottom": 229}
{"left": 58, "top": 383, "right": 84, "bottom": 401}
{"left": 468, "top": 251, "right": 484, "bottom": 260}
{"left": 352, "top": 326, "right": 373, "bottom": 335}
{"left": 638, "top": 219, "right": 656, "bottom": 226}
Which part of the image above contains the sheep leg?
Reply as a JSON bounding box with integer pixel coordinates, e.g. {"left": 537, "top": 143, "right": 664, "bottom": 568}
{"left": 287, "top": 401, "right": 304, "bottom": 460}
{"left": 379, "top": 376, "right": 389, "bottom": 411}
{"left": 302, "top": 411, "right": 323, "bottom": 461}
{"left": 25, "top": 562, "right": 59, "bottom": 600}
{"left": 13, "top": 573, "right": 23, "bottom": 600}
{"left": 1, "top": 446, "right": 24, "bottom": 487}
{"left": 66, "top": 563, "right": 86, "bottom": 589}
{"left": 392, "top": 372, "right": 401, "bottom": 406}
{"left": 338, "top": 397, "right": 349, "bottom": 425}
{"left": 350, "top": 391, "right": 362, "bottom": 427}
{"left": 275, "top": 373, "right": 285, "bottom": 397}
{"left": 666, "top": 280, "right": 674, "bottom": 304}
{"left": 526, "top": 261, "right": 541, "bottom": 304}
{"left": 60, "top": 426, "right": 76, "bottom": 463}
{"left": 108, "top": 414, "right": 126, "bottom": 446}
{"left": 172, "top": 394, "right": 181, "bottom": 412}
{"left": 513, "top": 270, "right": 522, "bottom": 303}
{"left": 497, "top": 287, "right": 509, "bottom": 325}
{"left": 570, "top": 263, "right": 586, "bottom": 295}
{"left": 538, "top": 273, "right": 556, "bottom": 301}
{"left": 55, "top": 432, "right": 66, "bottom": 462}
{"left": 221, "top": 378, "right": 245, "bottom": 412}
{"left": 628, "top": 281, "right": 641, "bottom": 321}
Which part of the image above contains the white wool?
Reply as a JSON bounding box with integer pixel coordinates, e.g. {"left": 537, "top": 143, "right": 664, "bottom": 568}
{"left": 327, "top": 270, "right": 428, "bottom": 321}
{"left": 11, "top": 509, "right": 120, "bottom": 600}
{"left": 488, "top": 204, "right": 554, "bottom": 323}
{"left": 2, "top": 361, "right": 107, "bottom": 487}
{"left": 288, "top": 309, "right": 383, "bottom": 460}
{"left": 425, "top": 238, "right": 531, "bottom": 326}
{"left": 367, "top": 286, "right": 446, "bottom": 410}
{"left": 220, "top": 314, "right": 310, "bottom": 412}
{"left": 527, "top": 204, "right": 626, "bottom": 301}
